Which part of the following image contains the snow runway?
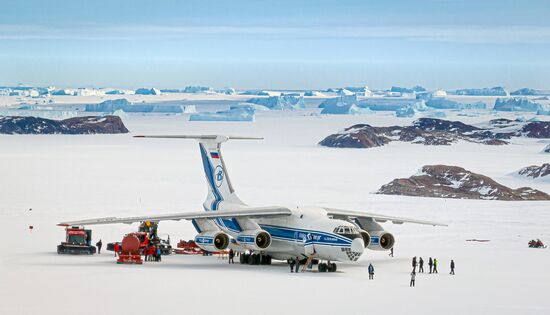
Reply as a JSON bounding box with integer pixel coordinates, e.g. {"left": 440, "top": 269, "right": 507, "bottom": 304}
{"left": 1, "top": 112, "right": 549, "bottom": 314}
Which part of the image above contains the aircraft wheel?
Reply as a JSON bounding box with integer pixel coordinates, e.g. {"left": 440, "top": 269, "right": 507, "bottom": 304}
{"left": 318, "top": 263, "right": 327, "bottom": 272}
{"left": 327, "top": 263, "right": 337, "bottom": 272}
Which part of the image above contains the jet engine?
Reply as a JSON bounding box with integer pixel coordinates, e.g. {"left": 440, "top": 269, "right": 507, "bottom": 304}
{"left": 236, "top": 229, "right": 272, "bottom": 251}
{"left": 194, "top": 231, "right": 230, "bottom": 252}
{"left": 367, "top": 231, "right": 395, "bottom": 251}
{"left": 359, "top": 230, "right": 371, "bottom": 248}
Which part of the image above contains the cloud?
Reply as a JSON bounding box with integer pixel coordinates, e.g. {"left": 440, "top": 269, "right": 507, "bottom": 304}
{"left": 1, "top": 24, "right": 549, "bottom": 44}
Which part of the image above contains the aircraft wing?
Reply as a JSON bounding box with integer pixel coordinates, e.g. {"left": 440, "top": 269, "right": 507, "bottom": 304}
{"left": 324, "top": 208, "right": 447, "bottom": 227}
{"left": 58, "top": 206, "right": 292, "bottom": 226}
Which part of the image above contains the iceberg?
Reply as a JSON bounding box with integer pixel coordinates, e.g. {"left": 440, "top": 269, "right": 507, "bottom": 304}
{"left": 320, "top": 102, "right": 364, "bottom": 115}
{"left": 51, "top": 89, "right": 74, "bottom": 96}
{"left": 231, "top": 103, "right": 270, "bottom": 111}
{"left": 536, "top": 104, "right": 550, "bottom": 115}
{"left": 544, "top": 144, "right": 550, "bottom": 153}
{"left": 107, "top": 109, "right": 128, "bottom": 118}
{"left": 183, "top": 86, "right": 214, "bottom": 94}
{"left": 318, "top": 93, "right": 357, "bottom": 109}
{"left": 240, "top": 90, "right": 280, "bottom": 96}
{"left": 304, "top": 90, "right": 325, "bottom": 97}
{"left": 455, "top": 87, "right": 508, "bottom": 96}
{"left": 356, "top": 99, "right": 426, "bottom": 112}
{"left": 493, "top": 98, "right": 541, "bottom": 112}
{"left": 135, "top": 88, "right": 161, "bottom": 95}
{"left": 182, "top": 105, "right": 197, "bottom": 114}
{"left": 426, "top": 98, "right": 486, "bottom": 110}
{"left": 216, "top": 87, "right": 236, "bottom": 95}
{"left": 390, "top": 86, "right": 414, "bottom": 94}
{"left": 189, "top": 107, "right": 254, "bottom": 122}
{"left": 395, "top": 105, "right": 416, "bottom": 118}
{"left": 246, "top": 94, "right": 305, "bottom": 110}
{"left": 511, "top": 88, "right": 541, "bottom": 96}
{"left": 432, "top": 90, "right": 447, "bottom": 97}
{"left": 85, "top": 99, "right": 183, "bottom": 113}
{"left": 106, "top": 89, "right": 135, "bottom": 95}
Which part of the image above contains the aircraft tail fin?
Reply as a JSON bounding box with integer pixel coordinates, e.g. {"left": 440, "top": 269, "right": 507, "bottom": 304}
{"left": 134, "top": 135, "right": 262, "bottom": 211}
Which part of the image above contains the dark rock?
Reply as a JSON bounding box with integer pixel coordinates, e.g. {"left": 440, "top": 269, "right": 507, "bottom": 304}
{"left": 412, "top": 118, "right": 480, "bottom": 133}
{"left": 377, "top": 165, "right": 550, "bottom": 200}
{"left": 318, "top": 124, "right": 390, "bottom": 148}
{"left": 0, "top": 116, "right": 129, "bottom": 135}
{"left": 518, "top": 121, "right": 550, "bottom": 138}
{"left": 518, "top": 163, "right": 550, "bottom": 179}
{"left": 319, "top": 118, "right": 509, "bottom": 148}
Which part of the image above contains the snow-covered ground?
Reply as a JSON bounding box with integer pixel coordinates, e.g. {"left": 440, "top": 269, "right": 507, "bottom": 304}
{"left": 1, "top": 111, "right": 549, "bottom": 315}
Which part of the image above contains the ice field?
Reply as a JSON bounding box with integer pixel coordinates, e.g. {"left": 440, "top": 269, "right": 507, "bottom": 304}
{"left": 1, "top": 111, "right": 549, "bottom": 315}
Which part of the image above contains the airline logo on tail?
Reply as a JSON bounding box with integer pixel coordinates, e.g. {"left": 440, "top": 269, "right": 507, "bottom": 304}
{"left": 214, "top": 166, "right": 224, "bottom": 187}
{"left": 210, "top": 151, "right": 220, "bottom": 159}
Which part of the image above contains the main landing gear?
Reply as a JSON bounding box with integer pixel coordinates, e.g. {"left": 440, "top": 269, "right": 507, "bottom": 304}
{"left": 318, "top": 261, "right": 337, "bottom": 273}
{"left": 239, "top": 253, "right": 272, "bottom": 265}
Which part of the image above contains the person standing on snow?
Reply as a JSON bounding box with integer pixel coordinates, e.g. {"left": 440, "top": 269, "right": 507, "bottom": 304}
{"left": 433, "top": 258, "right": 438, "bottom": 273}
{"left": 113, "top": 242, "right": 120, "bottom": 257}
{"left": 412, "top": 256, "right": 417, "bottom": 273}
{"left": 368, "top": 263, "right": 374, "bottom": 280}
{"left": 450, "top": 259, "right": 455, "bottom": 275}
{"left": 156, "top": 246, "right": 162, "bottom": 262}
{"left": 410, "top": 271, "right": 416, "bottom": 287}
{"left": 419, "top": 257, "right": 424, "bottom": 273}
{"left": 428, "top": 257, "right": 433, "bottom": 274}
{"left": 289, "top": 258, "right": 295, "bottom": 273}
{"left": 95, "top": 239, "right": 102, "bottom": 254}
{"left": 389, "top": 247, "right": 394, "bottom": 257}
{"left": 228, "top": 249, "right": 235, "bottom": 264}
{"left": 294, "top": 256, "right": 300, "bottom": 273}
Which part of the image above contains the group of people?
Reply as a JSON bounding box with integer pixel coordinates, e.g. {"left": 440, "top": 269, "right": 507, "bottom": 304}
{"left": 289, "top": 256, "right": 301, "bottom": 273}
{"left": 367, "top": 255, "right": 455, "bottom": 287}
{"left": 409, "top": 256, "right": 455, "bottom": 287}
{"left": 144, "top": 246, "right": 162, "bottom": 262}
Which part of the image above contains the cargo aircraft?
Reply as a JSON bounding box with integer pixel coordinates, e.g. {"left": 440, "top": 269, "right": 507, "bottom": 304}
{"left": 60, "top": 135, "right": 446, "bottom": 272}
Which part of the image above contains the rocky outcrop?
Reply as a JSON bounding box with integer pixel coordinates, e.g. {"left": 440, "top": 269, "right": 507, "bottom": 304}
{"left": 519, "top": 121, "right": 550, "bottom": 138}
{"left": 319, "top": 118, "right": 509, "bottom": 148}
{"left": 0, "top": 116, "right": 129, "bottom": 134}
{"left": 318, "top": 125, "right": 390, "bottom": 148}
{"left": 377, "top": 165, "right": 550, "bottom": 201}
{"left": 320, "top": 118, "right": 550, "bottom": 148}
{"left": 517, "top": 164, "right": 550, "bottom": 179}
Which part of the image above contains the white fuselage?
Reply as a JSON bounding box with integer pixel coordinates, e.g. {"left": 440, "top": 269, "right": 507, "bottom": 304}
{"left": 212, "top": 205, "right": 365, "bottom": 262}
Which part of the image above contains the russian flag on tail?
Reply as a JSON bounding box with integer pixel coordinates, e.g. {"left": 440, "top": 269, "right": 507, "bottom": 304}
{"left": 210, "top": 151, "right": 220, "bottom": 159}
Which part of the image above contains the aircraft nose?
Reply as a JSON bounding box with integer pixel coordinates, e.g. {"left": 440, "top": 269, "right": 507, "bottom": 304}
{"left": 351, "top": 237, "right": 365, "bottom": 253}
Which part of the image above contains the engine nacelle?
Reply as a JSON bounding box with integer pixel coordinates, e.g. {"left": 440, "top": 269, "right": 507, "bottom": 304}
{"left": 367, "top": 231, "right": 395, "bottom": 251}
{"left": 236, "top": 229, "right": 272, "bottom": 251}
{"left": 194, "top": 231, "right": 230, "bottom": 252}
{"left": 359, "top": 230, "right": 371, "bottom": 248}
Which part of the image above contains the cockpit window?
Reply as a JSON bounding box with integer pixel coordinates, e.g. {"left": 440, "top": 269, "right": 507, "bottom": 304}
{"left": 334, "top": 226, "right": 359, "bottom": 235}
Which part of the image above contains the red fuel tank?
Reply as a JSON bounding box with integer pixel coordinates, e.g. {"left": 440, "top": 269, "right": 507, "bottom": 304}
{"left": 121, "top": 234, "right": 141, "bottom": 254}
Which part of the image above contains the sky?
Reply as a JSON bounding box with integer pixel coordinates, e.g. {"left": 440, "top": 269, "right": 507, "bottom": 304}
{"left": 1, "top": 0, "right": 550, "bottom": 90}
